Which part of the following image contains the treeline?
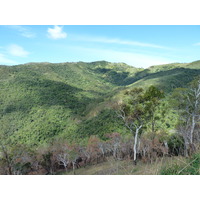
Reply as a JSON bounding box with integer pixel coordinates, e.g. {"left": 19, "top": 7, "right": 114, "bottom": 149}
{"left": 0, "top": 132, "right": 184, "bottom": 175}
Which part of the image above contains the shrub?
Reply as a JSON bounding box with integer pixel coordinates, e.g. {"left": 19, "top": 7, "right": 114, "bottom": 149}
{"left": 167, "top": 134, "right": 184, "bottom": 156}
{"left": 160, "top": 153, "right": 200, "bottom": 175}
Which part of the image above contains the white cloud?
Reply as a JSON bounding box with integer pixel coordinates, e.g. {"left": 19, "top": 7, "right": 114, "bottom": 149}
{"left": 7, "top": 44, "right": 30, "bottom": 57}
{"left": 72, "top": 35, "right": 170, "bottom": 49}
{"left": 194, "top": 42, "right": 200, "bottom": 46}
{"left": 10, "top": 25, "right": 35, "bottom": 38}
{"left": 0, "top": 53, "right": 16, "bottom": 64}
{"left": 71, "top": 46, "right": 175, "bottom": 68}
{"left": 47, "top": 25, "right": 67, "bottom": 39}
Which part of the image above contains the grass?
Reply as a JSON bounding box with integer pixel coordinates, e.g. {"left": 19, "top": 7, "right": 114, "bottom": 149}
{"left": 160, "top": 153, "right": 200, "bottom": 175}
{"left": 58, "top": 154, "right": 198, "bottom": 175}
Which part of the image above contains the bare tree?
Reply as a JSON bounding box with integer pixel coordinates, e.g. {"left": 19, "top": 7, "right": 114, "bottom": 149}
{"left": 173, "top": 78, "right": 200, "bottom": 156}
{"left": 0, "top": 143, "right": 34, "bottom": 175}
{"left": 56, "top": 153, "right": 69, "bottom": 170}
{"left": 0, "top": 144, "right": 13, "bottom": 174}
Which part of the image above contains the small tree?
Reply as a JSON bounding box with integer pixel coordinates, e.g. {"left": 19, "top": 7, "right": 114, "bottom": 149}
{"left": 87, "top": 135, "right": 102, "bottom": 164}
{"left": 143, "top": 85, "right": 164, "bottom": 133}
{"left": 0, "top": 143, "right": 34, "bottom": 175}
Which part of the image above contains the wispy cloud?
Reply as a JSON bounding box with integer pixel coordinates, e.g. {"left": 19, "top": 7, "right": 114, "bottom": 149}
{"left": 72, "top": 35, "right": 170, "bottom": 49}
{"left": 193, "top": 42, "right": 200, "bottom": 46}
{"left": 7, "top": 44, "right": 30, "bottom": 57}
{"left": 10, "top": 25, "right": 36, "bottom": 38}
{"left": 0, "top": 53, "right": 16, "bottom": 64}
{"left": 70, "top": 46, "right": 175, "bottom": 68}
{"left": 47, "top": 25, "right": 67, "bottom": 39}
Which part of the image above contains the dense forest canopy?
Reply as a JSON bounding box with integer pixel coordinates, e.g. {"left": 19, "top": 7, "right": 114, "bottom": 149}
{"left": 0, "top": 60, "right": 200, "bottom": 175}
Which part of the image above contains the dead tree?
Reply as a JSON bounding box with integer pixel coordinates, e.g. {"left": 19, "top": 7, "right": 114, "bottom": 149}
{"left": 56, "top": 153, "right": 69, "bottom": 170}
{"left": 174, "top": 79, "right": 200, "bottom": 156}
{"left": 0, "top": 144, "right": 13, "bottom": 175}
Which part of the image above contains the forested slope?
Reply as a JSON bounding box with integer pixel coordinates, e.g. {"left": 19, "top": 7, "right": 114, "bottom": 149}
{"left": 1, "top": 60, "right": 200, "bottom": 146}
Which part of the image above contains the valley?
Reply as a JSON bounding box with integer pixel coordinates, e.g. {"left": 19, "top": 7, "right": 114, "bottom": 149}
{"left": 0, "top": 60, "right": 200, "bottom": 175}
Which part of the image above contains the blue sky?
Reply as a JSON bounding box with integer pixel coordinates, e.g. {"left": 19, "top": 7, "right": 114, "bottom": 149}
{"left": 1, "top": 25, "right": 200, "bottom": 68}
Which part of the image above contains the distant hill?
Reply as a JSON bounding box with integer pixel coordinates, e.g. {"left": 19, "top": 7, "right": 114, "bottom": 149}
{"left": 1, "top": 60, "right": 200, "bottom": 146}
{"left": 126, "top": 61, "right": 200, "bottom": 92}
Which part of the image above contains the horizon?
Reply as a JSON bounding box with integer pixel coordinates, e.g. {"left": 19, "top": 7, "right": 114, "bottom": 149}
{"left": 1, "top": 25, "right": 200, "bottom": 68}
{"left": 0, "top": 59, "right": 192, "bottom": 69}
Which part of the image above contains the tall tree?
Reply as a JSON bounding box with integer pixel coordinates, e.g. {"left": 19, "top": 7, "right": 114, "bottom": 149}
{"left": 116, "top": 86, "right": 165, "bottom": 164}
{"left": 172, "top": 78, "right": 200, "bottom": 156}
{"left": 116, "top": 88, "right": 145, "bottom": 165}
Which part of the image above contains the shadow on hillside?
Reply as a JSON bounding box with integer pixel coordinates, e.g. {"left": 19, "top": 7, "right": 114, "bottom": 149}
{"left": 126, "top": 68, "right": 200, "bottom": 92}
{"left": 123, "top": 69, "right": 150, "bottom": 85}
{"left": 141, "top": 68, "right": 200, "bottom": 91}
{"left": 3, "top": 77, "right": 97, "bottom": 116}
{"left": 93, "top": 67, "right": 131, "bottom": 86}
{"left": 4, "top": 67, "right": 200, "bottom": 116}
{"left": 76, "top": 109, "right": 125, "bottom": 139}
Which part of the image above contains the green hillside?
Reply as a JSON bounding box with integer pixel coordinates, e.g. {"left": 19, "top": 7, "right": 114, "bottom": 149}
{"left": 0, "top": 61, "right": 140, "bottom": 145}
{"left": 121, "top": 61, "right": 200, "bottom": 92}
{"left": 1, "top": 60, "right": 200, "bottom": 146}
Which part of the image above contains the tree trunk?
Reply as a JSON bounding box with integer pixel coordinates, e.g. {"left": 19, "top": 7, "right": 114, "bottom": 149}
{"left": 151, "top": 115, "right": 155, "bottom": 133}
{"left": 72, "top": 162, "right": 76, "bottom": 175}
{"left": 190, "top": 115, "right": 195, "bottom": 144}
{"left": 184, "top": 141, "right": 189, "bottom": 157}
{"left": 133, "top": 128, "right": 139, "bottom": 165}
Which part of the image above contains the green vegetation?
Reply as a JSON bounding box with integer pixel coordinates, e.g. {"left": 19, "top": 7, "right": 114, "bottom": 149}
{"left": 0, "top": 60, "right": 200, "bottom": 175}
{"left": 160, "top": 152, "right": 200, "bottom": 175}
{"left": 1, "top": 60, "right": 200, "bottom": 146}
{"left": 0, "top": 61, "right": 140, "bottom": 145}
